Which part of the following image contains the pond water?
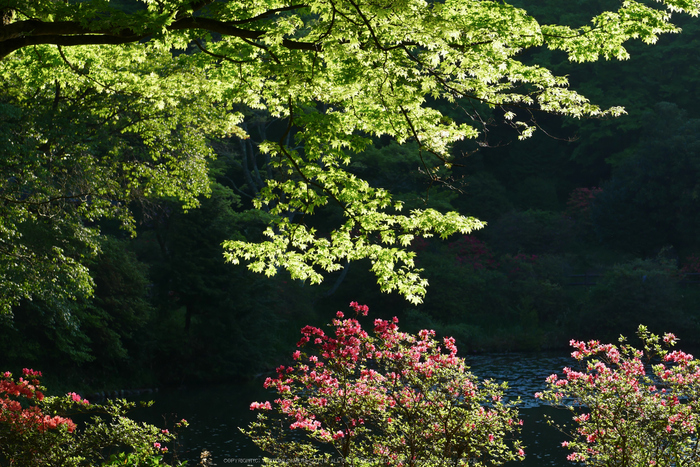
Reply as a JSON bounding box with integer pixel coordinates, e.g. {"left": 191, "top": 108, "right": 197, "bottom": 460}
{"left": 135, "top": 352, "right": 577, "bottom": 466}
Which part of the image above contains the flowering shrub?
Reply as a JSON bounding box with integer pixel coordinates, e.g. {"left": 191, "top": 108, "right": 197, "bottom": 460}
{"left": 410, "top": 237, "right": 430, "bottom": 252}
{"left": 498, "top": 253, "right": 539, "bottom": 280}
{"left": 448, "top": 236, "right": 498, "bottom": 270}
{"left": 0, "top": 369, "right": 184, "bottom": 466}
{"left": 566, "top": 187, "right": 602, "bottom": 219}
{"left": 0, "top": 368, "right": 78, "bottom": 435}
{"left": 680, "top": 255, "right": 700, "bottom": 275}
{"left": 537, "top": 325, "right": 700, "bottom": 467}
{"left": 244, "top": 302, "right": 525, "bottom": 467}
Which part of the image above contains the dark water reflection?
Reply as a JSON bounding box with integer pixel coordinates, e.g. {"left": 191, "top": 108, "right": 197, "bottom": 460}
{"left": 136, "top": 352, "right": 577, "bottom": 466}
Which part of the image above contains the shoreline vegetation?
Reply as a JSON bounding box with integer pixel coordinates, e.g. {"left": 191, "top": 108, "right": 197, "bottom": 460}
{"left": 5, "top": 315, "right": 698, "bottom": 467}
{"left": 3, "top": 0, "right": 700, "bottom": 396}
{"left": 3, "top": 0, "right": 700, "bottom": 464}
{"left": 7, "top": 245, "right": 700, "bottom": 396}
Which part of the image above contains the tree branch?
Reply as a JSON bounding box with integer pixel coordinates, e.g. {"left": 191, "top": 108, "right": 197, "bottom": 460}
{"left": 0, "top": 10, "right": 320, "bottom": 60}
{"left": 0, "top": 33, "right": 143, "bottom": 60}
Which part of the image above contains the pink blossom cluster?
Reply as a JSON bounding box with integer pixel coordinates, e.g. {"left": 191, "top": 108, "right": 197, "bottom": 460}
{"left": 567, "top": 338, "right": 632, "bottom": 363}
{"left": 153, "top": 441, "right": 168, "bottom": 452}
{"left": 68, "top": 392, "right": 90, "bottom": 405}
{"left": 349, "top": 301, "right": 369, "bottom": 316}
{"left": 1, "top": 369, "right": 44, "bottom": 401}
{"left": 566, "top": 187, "right": 603, "bottom": 217}
{"left": 0, "top": 369, "right": 76, "bottom": 433}
{"left": 245, "top": 302, "right": 525, "bottom": 467}
{"left": 680, "top": 255, "right": 700, "bottom": 274}
{"left": 38, "top": 414, "right": 77, "bottom": 433}
{"left": 447, "top": 236, "right": 499, "bottom": 270}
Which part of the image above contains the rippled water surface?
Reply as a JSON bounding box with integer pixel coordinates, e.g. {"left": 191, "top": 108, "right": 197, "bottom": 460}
{"left": 466, "top": 352, "right": 574, "bottom": 408}
{"left": 137, "top": 352, "right": 577, "bottom": 466}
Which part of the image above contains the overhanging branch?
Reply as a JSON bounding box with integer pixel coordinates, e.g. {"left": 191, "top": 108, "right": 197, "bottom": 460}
{"left": 0, "top": 31, "right": 144, "bottom": 60}
{"left": 0, "top": 7, "right": 319, "bottom": 60}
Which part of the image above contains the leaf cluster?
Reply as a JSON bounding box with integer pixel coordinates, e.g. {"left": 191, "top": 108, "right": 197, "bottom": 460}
{"left": 2, "top": 0, "right": 700, "bottom": 303}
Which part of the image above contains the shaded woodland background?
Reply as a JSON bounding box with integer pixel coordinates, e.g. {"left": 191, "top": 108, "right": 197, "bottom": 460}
{"left": 2, "top": 0, "right": 700, "bottom": 393}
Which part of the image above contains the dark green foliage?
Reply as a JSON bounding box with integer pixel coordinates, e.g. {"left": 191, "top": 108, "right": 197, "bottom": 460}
{"left": 513, "top": 177, "right": 561, "bottom": 211}
{"left": 4, "top": 0, "right": 700, "bottom": 389}
{"left": 592, "top": 103, "right": 700, "bottom": 255}
{"left": 501, "top": 2, "right": 700, "bottom": 190}
{"left": 0, "top": 236, "right": 157, "bottom": 389}
{"left": 0, "top": 176, "right": 319, "bottom": 388}
{"left": 450, "top": 172, "right": 513, "bottom": 222}
{"left": 0, "top": 50, "right": 213, "bottom": 315}
{"left": 86, "top": 238, "right": 154, "bottom": 364}
{"left": 420, "top": 244, "right": 511, "bottom": 326}
{"left": 483, "top": 130, "right": 574, "bottom": 205}
{"left": 576, "top": 258, "right": 692, "bottom": 342}
{"left": 402, "top": 239, "right": 572, "bottom": 351}
{"left": 135, "top": 180, "right": 314, "bottom": 383}
{"left": 350, "top": 140, "right": 459, "bottom": 212}
{"left": 486, "top": 210, "right": 575, "bottom": 255}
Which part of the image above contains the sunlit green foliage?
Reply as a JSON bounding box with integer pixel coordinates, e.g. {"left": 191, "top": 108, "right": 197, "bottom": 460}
{"left": 1, "top": 0, "right": 699, "bottom": 307}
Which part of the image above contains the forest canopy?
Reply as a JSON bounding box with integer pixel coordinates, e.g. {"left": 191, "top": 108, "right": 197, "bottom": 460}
{"left": 1, "top": 0, "right": 699, "bottom": 314}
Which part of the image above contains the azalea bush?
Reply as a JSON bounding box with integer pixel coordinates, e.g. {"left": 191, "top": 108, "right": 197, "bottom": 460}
{"left": 537, "top": 325, "right": 700, "bottom": 467}
{"left": 448, "top": 236, "right": 499, "bottom": 270}
{"left": 244, "top": 302, "right": 525, "bottom": 467}
{"left": 0, "top": 368, "right": 185, "bottom": 466}
{"left": 681, "top": 254, "right": 700, "bottom": 275}
{"left": 566, "top": 187, "right": 603, "bottom": 220}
